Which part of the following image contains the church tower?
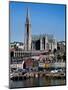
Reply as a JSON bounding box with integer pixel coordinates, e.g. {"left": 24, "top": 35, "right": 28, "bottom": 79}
{"left": 24, "top": 8, "right": 32, "bottom": 50}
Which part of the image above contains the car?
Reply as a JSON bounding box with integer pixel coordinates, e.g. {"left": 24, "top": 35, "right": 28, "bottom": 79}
{"left": 58, "top": 69, "right": 63, "bottom": 72}
{"left": 50, "top": 70, "right": 58, "bottom": 73}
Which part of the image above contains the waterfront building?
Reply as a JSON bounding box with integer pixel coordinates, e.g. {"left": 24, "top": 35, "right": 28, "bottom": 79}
{"left": 10, "top": 42, "right": 24, "bottom": 50}
{"left": 24, "top": 58, "right": 34, "bottom": 71}
{"left": 57, "top": 41, "right": 65, "bottom": 53}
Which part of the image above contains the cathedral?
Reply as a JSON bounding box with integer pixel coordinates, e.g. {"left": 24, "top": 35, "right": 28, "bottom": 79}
{"left": 24, "top": 8, "right": 57, "bottom": 51}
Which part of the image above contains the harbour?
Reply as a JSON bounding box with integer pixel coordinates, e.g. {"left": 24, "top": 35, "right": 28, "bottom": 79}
{"left": 10, "top": 77, "right": 66, "bottom": 88}
{"left": 9, "top": 2, "right": 66, "bottom": 88}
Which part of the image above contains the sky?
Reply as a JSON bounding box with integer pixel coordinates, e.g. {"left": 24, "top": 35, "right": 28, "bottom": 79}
{"left": 10, "top": 1, "right": 66, "bottom": 42}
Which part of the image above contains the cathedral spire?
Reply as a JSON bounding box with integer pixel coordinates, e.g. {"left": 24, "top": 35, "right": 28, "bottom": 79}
{"left": 24, "top": 8, "right": 31, "bottom": 51}
{"left": 26, "top": 8, "right": 30, "bottom": 25}
{"left": 26, "top": 8, "right": 28, "bottom": 18}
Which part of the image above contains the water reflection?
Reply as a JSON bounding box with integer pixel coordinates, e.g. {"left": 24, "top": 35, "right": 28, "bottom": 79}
{"left": 10, "top": 77, "right": 66, "bottom": 88}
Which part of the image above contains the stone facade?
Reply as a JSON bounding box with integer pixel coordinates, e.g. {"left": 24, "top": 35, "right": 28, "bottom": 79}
{"left": 32, "top": 34, "right": 57, "bottom": 51}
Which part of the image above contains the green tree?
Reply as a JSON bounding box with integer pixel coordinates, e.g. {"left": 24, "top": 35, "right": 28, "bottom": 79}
{"left": 53, "top": 48, "right": 57, "bottom": 54}
{"left": 57, "top": 54, "right": 61, "bottom": 61}
{"left": 62, "top": 52, "right": 66, "bottom": 62}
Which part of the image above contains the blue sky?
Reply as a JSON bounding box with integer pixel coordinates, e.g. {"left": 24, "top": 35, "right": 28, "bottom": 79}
{"left": 10, "top": 1, "right": 66, "bottom": 42}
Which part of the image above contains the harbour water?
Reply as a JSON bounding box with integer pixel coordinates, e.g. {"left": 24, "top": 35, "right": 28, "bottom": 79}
{"left": 10, "top": 77, "right": 66, "bottom": 88}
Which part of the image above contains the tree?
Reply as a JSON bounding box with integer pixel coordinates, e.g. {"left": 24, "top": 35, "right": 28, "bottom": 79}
{"left": 62, "top": 52, "right": 66, "bottom": 62}
{"left": 23, "top": 62, "right": 26, "bottom": 69}
{"left": 53, "top": 48, "right": 57, "bottom": 54}
{"left": 57, "top": 54, "right": 61, "bottom": 61}
{"left": 14, "top": 44, "right": 18, "bottom": 50}
{"left": 57, "top": 46, "right": 60, "bottom": 50}
{"left": 10, "top": 51, "right": 14, "bottom": 57}
{"left": 10, "top": 51, "right": 14, "bottom": 64}
{"left": 49, "top": 49, "right": 51, "bottom": 54}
